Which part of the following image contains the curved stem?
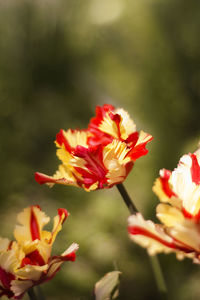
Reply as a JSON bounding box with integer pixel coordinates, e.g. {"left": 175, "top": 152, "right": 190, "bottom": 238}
{"left": 116, "top": 183, "right": 167, "bottom": 294}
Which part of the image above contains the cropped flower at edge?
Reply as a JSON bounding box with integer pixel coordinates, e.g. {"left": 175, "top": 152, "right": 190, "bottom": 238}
{"left": 128, "top": 145, "right": 200, "bottom": 263}
{"left": 0, "top": 205, "right": 79, "bottom": 299}
{"left": 35, "top": 104, "right": 153, "bottom": 191}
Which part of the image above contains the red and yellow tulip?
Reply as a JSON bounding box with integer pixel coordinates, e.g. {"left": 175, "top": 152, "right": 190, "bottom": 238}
{"left": 128, "top": 146, "right": 200, "bottom": 262}
{"left": 35, "top": 104, "right": 152, "bottom": 191}
{"left": 0, "top": 206, "right": 78, "bottom": 299}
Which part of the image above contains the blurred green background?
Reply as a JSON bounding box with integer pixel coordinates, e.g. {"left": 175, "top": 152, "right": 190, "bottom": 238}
{"left": 0, "top": 0, "right": 200, "bottom": 299}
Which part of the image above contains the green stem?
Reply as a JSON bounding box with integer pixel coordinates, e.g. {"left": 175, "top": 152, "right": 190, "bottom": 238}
{"left": 28, "top": 288, "right": 37, "bottom": 300}
{"left": 36, "top": 286, "right": 46, "bottom": 300}
{"left": 150, "top": 256, "right": 167, "bottom": 293}
{"left": 28, "top": 286, "right": 46, "bottom": 300}
{"left": 116, "top": 183, "right": 167, "bottom": 294}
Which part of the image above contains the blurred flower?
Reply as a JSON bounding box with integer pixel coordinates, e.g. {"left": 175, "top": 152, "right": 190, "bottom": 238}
{"left": 128, "top": 146, "right": 200, "bottom": 262}
{"left": 0, "top": 205, "right": 78, "bottom": 299}
{"left": 94, "top": 270, "right": 121, "bottom": 300}
{"left": 35, "top": 104, "right": 152, "bottom": 191}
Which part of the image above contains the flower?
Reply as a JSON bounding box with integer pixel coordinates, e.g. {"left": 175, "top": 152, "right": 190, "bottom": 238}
{"left": 128, "top": 145, "right": 200, "bottom": 262}
{"left": 35, "top": 104, "right": 153, "bottom": 191}
{"left": 0, "top": 205, "right": 79, "bottom": 299}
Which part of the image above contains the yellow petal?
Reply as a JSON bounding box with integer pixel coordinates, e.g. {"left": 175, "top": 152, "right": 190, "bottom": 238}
{"left": 103, "top": 140, "right": 130, "bottom": 185}
{"left": 0, "top": 237, "right": 10, "bottom": 251}
{"left": 0, "top": 243, "right": 23, "bottom": 273}
{"left": 99, "top": 112, "right": 120, "bottom": 139}
{"left": 135, "top": 130, "right": 152, "bottom": 146}
{"left": 56, "top": 146, "right": 73, "bottom": 166}
{"left": 49, "top": 208, "right": 69, "bottom": 245}
{"left": 167, "top": 219, "right": 200, "bottom": 252}
{"left": 51, "top": 164, "right": 79, "bottom": 185}
{"left": 153, "top": 171, "right": 181, "bottom": 208}
{"left": 60, "top": 129, "right": 89, "bottom": 149}
{"left": 15, "top": 264, "right": 48, "bottom": 281}
{"left": 156, "top": 203, "right": 184, "bottom": 227}
{"left": 153, "top": 177, "right": 171, "bottom": 203}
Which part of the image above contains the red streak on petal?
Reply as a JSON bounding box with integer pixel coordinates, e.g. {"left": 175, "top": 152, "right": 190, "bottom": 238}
{"left": 64, "top": 252, "right": 76, "bottom": 262}
{"left": 21, "top": 257, "right": 32, "bottom": 267}
{"left": 0, "top": 267, "right": 15, "bottom": 290}
{"left": 128, "top": 226, "right": 192, "bottom": 253}
{"left": 56, "top": 129, "right": 72, "bottom": 152}
{"left": 21, "top": 250, "right": 45, "bottom": 267}
{"left": 30, "top": 207, "right": 40, "bottom": 241}
{"left": 35, "top": 204, "right": 41, "bottom": 210}
{"left": 160, "top": 169, "right": 176, "bottom": 198}
{"left": 58, "top": 208, "right": 68, "bottom": 222}
{"left": 182, "top": 207, "right": 200, "bottom": 223}
{"left": 182, "top": 208, "right": 193, "bottom": 219}
{"left": 74, "top": 145, "right": 107, "bottom": 180}
{"left": 51, "top": 252, "right": 76, "bottom": 263}
{"left": 7, "top": 241, "right": 13, "bottom": 250}
{"left": 190, "top": 153, "right": 200, "bottom": 184}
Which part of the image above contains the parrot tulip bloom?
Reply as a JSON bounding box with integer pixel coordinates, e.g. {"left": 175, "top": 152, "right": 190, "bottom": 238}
{"left": 128, "top": 146, "right": 200, "bottom": 262}
{"left": 0, "top": 206, "right": 78, "bottom": 299}
{"left": 35, "top": 104, "right": 153, "bottom": 191}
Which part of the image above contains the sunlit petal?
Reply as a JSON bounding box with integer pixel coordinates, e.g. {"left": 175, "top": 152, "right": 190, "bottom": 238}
{"left": 36, "top": 104, "right": 153, "bottom": 190}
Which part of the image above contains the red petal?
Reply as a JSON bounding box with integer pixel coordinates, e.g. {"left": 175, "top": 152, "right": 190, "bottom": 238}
{"left": 30, "top": 206, "right": 40, "bottom": 241}
{"left": 128, "top": 136, "right": 153, "bottom": 161}
{"left": 35, "top": 172, "right": 53, "bottom": 185}
{"left": 190, "top": 153, "right": 200, "bottom": 184}
{"left": 64, "top": 252, "right": 76, "bottom": 262}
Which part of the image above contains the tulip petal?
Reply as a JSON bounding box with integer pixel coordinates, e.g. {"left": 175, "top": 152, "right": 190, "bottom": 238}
{"left": 35, "top": 169, "right": 78, "bottom": 187}
{"left": 128, "top": 213, "right": 192, "bottom": 256}
{"left": 103, "top": 140, "right": 131, "bottom": 185}
{"left": 48, "top": 208, "right": 69, "bottom": 245}
{"left": 46, "top": 243, "right": 79, "bottom": 278}
{"left": 156, "top": 203, "right": 184, "bottom": 226}
{"left": 11, "top": 280, "right": 33, "bottom": 298}
{"left": 0, "top": 238, "right": 10, "bottom": 251}
{"left": 128, "top": 131, "right": 153, "bottom": 161}
{"left": 14, "top": 206, "right": 50, "bottom": 244}
{"left": 171, "top": 151, "right": 200, "bottom": 217}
